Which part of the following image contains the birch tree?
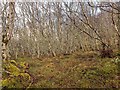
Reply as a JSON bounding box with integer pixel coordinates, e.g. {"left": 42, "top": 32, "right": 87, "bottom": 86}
{"left": 2, "top": 2, "right": 15, "bottom": 61}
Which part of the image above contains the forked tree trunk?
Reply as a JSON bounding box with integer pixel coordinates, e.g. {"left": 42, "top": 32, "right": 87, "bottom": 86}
{"left": 2, "top": 2, "right": 15, "bottom": 61}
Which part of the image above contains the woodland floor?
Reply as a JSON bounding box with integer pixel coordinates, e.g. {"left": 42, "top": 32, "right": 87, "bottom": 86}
{"left": 17, "top": 52, "right": 119, "bottom": 88}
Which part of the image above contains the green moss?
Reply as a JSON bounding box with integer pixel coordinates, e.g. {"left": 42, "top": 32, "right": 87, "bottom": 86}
{"left": 2, "top": 60, "right": 32, "bottom": 88}
{"left": 102, "top": 62, "right": 117, "bottom": 74}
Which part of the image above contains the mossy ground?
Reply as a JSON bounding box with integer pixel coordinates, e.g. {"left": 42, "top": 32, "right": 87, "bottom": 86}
{"left": 16, "top": 52, "right": 119, "bottom": 88}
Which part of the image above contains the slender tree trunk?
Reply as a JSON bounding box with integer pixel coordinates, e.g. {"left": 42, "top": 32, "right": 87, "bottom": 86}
{"left": 0, "top": 5, "right": 2, "bottom": 82}
{"left": 118, "top": 6, "right": 120, "bottom": 51}
{"left": 2, "top": 2, "right": 15, "bottom": 61}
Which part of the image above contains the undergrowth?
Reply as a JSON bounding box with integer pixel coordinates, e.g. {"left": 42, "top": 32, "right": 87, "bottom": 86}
{"left": 2, "top": 52, "right": 120, "bottom": 88}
